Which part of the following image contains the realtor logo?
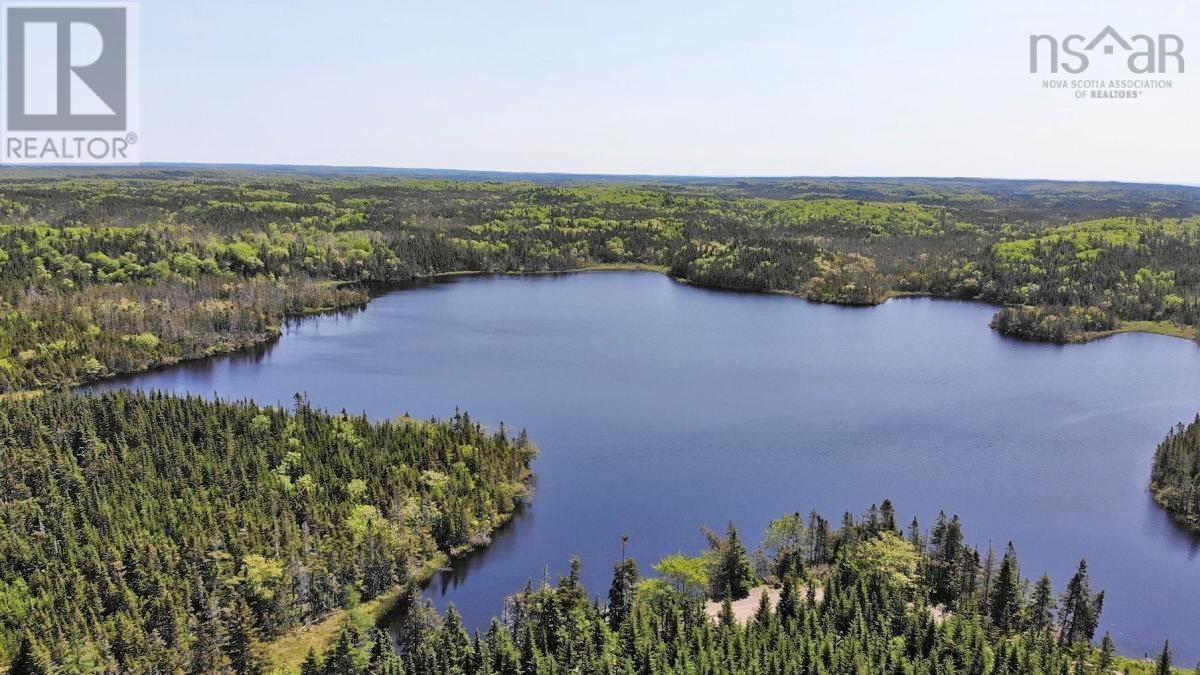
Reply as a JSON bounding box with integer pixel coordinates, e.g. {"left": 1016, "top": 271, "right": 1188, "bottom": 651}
{"left": 1, "top": 2, "right": 139, "bottom": 163}
{"left": 1029, "top": 26, "right": 1185, "bottom": 74}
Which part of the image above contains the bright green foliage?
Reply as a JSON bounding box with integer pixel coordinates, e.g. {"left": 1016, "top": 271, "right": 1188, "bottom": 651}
{"left": 650, "top": 553, "right": 709, "bottom": 598}
{"left": 847, "top": 531, "right": 919, "bottom": 590}
{"left": 766, "top": 197, "right": 948, "bottom": 239}
{"left": 981, "top": 217, "right": 1200, "bottom": 333}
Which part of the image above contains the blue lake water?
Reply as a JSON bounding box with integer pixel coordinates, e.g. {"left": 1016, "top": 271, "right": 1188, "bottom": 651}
{"left": 90, "top": 271, "right": 1200, "bottom": 662}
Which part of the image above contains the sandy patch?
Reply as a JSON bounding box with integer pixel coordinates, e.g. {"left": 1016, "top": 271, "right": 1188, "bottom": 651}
{"left": 703, "top": 585, "right": 824, "bottom": 624}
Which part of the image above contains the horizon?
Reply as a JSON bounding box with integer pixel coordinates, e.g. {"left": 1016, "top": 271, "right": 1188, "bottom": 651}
{"left": 4, "top": 161, "right": 1200, "bottom": 189}
{"left": 116, "top": 1, "right": 1197, "bottom": 184}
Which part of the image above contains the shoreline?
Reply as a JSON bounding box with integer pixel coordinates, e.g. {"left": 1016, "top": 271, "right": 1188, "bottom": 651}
{"left": 52, "top": 265, "right": 1196, "bottom": 399}
{"left": 1149, "top": 485, "right": 1200, "bottom": 535}
{"left": 260, "top": 555, "right": 445, "bottom": 675}
{"left": 261, "top": 473, "right": 532, "bottom": 673}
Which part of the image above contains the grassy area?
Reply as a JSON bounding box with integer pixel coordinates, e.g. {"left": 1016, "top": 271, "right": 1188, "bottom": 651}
{"left": 262, "top": 554, "right": 448, "bottom": 674}
{"left": 1080, "top": 320, "right": 1198, "bottom": 344}
{"left": 0, "top": 389, "right": 43, "bottom": 401}
{"left": 1113, "top": 654, "right": 1193, "bottom": 673}
{"left": 885, "top": 290, "right": 935, "bottom": 300}
{"left": 575, "top": 262, "right": 670, "bottom": 272}
{"left": 1114, "top": 320, "right": 1198, "bottom": 340}
{"left": 433, "top": 262, "right": 670, "bottom": 279}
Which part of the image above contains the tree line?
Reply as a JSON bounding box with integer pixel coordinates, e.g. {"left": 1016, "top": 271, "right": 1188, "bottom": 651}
{"left": 302, "top": 501, "right": 1179, "bottom": 674}
{"left": 1, "top": 174, "right": 1200, "bottom": 391}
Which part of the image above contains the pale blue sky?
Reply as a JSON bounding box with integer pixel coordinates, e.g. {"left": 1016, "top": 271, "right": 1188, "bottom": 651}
{"left": 141, "top": 0, "right": 1196, "bottom": 182}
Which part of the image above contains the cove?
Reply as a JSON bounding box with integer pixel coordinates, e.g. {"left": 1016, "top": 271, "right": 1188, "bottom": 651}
{"left": 88, "top": 271, "right": 1200, "bottom": 662}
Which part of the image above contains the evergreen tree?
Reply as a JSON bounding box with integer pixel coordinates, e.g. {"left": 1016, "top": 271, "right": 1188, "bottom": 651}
{"left": 777, "top": 576, "right": 799, "bottom": 623}
{"left": 711, "top": 523, "right": 755, "bottom": 601}
{"left": 718, "top": 596, "right": 736, "bottom": 628}
{"left": 300, "top": 649, "right": 323, "bottom": 675}
{"left": 1150, "top": 416, "right": 1200, "bottom": 529}
{"left": 7, "top": 633, "right": 48, "bottom": 675}
{"left": 907, "top": 516, "right": 922, "bottom": 550}
{"left": 1059, "top": 560, "right": 1103, "bottom": 645}
{"left": 0, "top": 391, "right": 534, "bottom": 672}
{"left": 439, "top": 605, "right": 473, "bottom": 671}
{"left": 1098, "top": 632, "right": 1116, "bottom": 672}
{"left": 880, "top": 499, "right": 898, "bottom": 533}
{"left": 753, "top": 589, "right": 773, "bottom": 627}
{"left": 989, "top": 543, "right": 1021, "bottom": 631}
{"left": 1158, "top": 640, "right": 1173, "bottom": 675}
{"left": 324, "top": 623, "right": 363, "bottom": 675}
{"left": 606, "top": 558, "right": 639, "bottom": 630}
{"left": 226, "top": 597, "right": 265, "bottom": 675}
{"left": 367, "top": 628, "right": 402, "bottom": 675}
{"left": 1028, "top": 573, "right": 1055, "bottom": 632}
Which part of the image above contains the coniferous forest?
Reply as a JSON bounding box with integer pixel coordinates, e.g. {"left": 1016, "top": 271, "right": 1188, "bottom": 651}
{"left": 0, "top": 390, "right": 535, "bottom": 672}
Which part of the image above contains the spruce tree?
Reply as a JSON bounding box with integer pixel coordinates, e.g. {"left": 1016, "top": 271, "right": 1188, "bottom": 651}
{"left": 300, "top": 649, "right": 323, "bottom": 675}
{"left": 712, "top": 523, "right": 755, "bottom": 601}
{"left": 718, "top": 596, "right": 736, "bottom": 628}
{"left": 1098, "top": 632, "right": 1116, "bottom": 672}
{"left": 777, "top": 577, "right": 799, "bottom": 623}
{"left": 7, "top": 633, "right": 49, "bottom": 675}
{"left": 1059, "top": 560, "right": 1103, "bottom": 645}
{"left": 1157, "top": 640, "right": 1173, "bottom": 675}
{"left": 907, "top": 516, "right": 922, "bottom": 550}
{"left": 440, "top": 605, "right": 473, "bottom": 671}
{"left": 989, "top": 543, "right": 1021, "bottom": 631}
{"left": 607, "top": 558, "right": 639, "bottom": 630}
{"left": 880, "top": 499, "right": 898, "bottom": 533}
{"left": 324, "top": 623, "right": 362, "bottom": 675}
{"left": 226, "top": 597, "right": 265, "bottom": 675}
{"left": 367, "top": 628, "right": 403, "bottom": 675}
{"left": 753, "top": 589, "right": 773, "bottom": 627}
{"left": 1028, "top": 573, "right": 1054, "bottom": 632}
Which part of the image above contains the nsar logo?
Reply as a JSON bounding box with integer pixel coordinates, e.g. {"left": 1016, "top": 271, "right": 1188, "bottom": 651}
{"left": 1030, "top": 26, "right": 1184, "bottom": 74}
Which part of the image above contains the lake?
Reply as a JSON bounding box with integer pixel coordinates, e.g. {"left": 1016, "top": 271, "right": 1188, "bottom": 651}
{"left": 89, "top": 271, "right": 1200, "bottom": 662}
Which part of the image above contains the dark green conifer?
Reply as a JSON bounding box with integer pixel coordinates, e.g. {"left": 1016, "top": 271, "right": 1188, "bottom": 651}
{"left": 712, "top": 523, "right": 755, "bottom": 601}
{"left": 1157, "top": 640, "right": 1173, "bottom": 675}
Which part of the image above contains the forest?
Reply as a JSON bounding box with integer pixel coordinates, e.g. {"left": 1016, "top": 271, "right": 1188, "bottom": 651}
{"left": 0, "top": 390, "right": 536, "bottom": 672}
{"left": 1149, "top": 415, "right": 1200, "bottom": 531}
{"left": 299, "top": 502, "right": 1178, "bottom": 674}
{"left": 1, "top": 168, "right": 1199, "bottom": 672}
{"left": 0, "top": 170, "right": 1199, "bottom": 392}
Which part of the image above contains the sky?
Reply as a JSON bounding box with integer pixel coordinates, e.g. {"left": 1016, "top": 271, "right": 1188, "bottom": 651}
{"left": 140, "top": 0, "right": 1197, "bottom": 182}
